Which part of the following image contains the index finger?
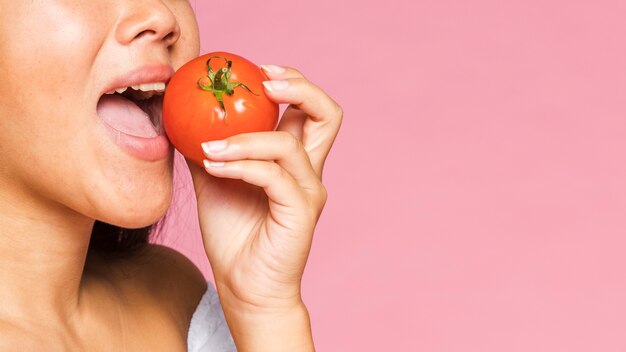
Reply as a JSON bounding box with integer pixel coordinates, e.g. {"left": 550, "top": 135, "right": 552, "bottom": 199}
{"left": 260, "top": 65, "right": 343, "bottom": 178}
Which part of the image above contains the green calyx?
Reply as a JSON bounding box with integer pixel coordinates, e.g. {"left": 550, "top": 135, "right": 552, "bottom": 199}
{"left": 197, "top": 56, "right": 259, "bottom": 115}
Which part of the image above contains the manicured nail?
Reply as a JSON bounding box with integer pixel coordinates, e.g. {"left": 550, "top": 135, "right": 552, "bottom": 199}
{"left": 262, "top": 80, "right": 289, "bottom": 92}
{"left": 203, "top": 159, "right": 225, "bottom": 168}
{"left": 260, "top": 64, "right": 285, "bottom": 73}
{"left": 201, "top": 140, "right": 228, "bottom": 154}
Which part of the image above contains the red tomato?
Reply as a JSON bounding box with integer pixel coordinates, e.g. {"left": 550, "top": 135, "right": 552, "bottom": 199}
{"left": 163, "top": 51, "right": 279, "bottom": 167}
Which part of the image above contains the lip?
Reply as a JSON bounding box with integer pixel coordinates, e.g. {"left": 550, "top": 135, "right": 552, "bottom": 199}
{"left": 100, "top": 121, "right": 173, "bottom": 162}
{"left": 97, "top": 64, "right": 174, "bottom": 162}
{"left": 99, "top": 64, "right": 175, "bottom": 97}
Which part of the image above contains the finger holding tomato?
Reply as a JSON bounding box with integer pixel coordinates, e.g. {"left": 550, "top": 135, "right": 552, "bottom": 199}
{"left": 163, "top": 53, "right": 342, "bottom": 350}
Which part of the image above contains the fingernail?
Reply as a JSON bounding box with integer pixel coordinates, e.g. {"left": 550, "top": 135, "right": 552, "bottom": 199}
{"left": 203, "top": 159, "right": 225, "bottom": 168}
{"left": 201, "top": 140, "right": 228, "bottom": 154}
{"left": 260, "top": 64, "right": 285, "bottom": 73}
{"left": 262, "top": 80, "right": 289, "bottom": 92}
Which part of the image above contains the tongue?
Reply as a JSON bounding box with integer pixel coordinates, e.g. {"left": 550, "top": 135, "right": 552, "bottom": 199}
{"left": 97, "top": 94, "right": 158, "bottom": 138}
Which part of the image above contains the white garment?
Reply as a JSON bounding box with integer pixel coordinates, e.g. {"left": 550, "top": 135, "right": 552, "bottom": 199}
{"left": 187, "top": 282, "right": 237, "bottom": 352}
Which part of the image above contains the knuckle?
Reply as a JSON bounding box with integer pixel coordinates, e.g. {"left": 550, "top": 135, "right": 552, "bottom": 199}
{"left": 284, "top": 66, "right": 306, "bottom": 79}
{"left": 332, "top": 102, "right": 344, "bottom": 122}
{"left": 316, "top": 183, "right": 328, "bottom": 208}
{"left": 310, "top": 182, "right": 328, "bottom": 215}
{"left": 265, "top": 162, "right": 285, "bottom": 179}
{"left": 335, "top": 103, "right": 344, "bottom": 119}
{"left": 292, "top": 77, "right": 308, "bottom": 90}
{"left": 279, "top": 131, "right": 303, "bottom": 154}
{"left": 225, "top": 134, "right": 247, "bottom": 151}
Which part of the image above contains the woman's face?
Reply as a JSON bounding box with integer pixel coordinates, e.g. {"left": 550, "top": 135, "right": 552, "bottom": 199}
{"left": 0, "top": 1, "right": 200, "bottom": 228}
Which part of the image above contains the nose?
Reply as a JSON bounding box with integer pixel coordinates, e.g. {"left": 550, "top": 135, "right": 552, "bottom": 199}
{"left": 115, "top": 1, "right": 181, "bottom": 48}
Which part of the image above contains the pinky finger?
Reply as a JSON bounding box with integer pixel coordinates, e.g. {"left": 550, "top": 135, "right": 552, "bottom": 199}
{"left": 203, "top": 159, "right": 307, "bottom": 208}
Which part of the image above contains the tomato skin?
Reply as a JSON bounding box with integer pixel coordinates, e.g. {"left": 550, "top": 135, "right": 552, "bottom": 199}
{"left": 163, "top": 51, "right": 279, "bottom": 167}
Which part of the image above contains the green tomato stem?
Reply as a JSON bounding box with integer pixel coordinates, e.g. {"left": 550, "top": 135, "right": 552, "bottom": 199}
{"left": 197, "top": 56, "right": 260, "bottom": 115}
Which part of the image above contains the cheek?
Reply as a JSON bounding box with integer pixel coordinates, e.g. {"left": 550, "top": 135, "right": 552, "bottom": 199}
{"left": 2, "top": 1, "right": 106, "bottom": 93}
{"left": 0, "top": 1, "right": 108, "bottom": 153}
{"left": 170, "top": 3, "right": 201, "bottom": 69}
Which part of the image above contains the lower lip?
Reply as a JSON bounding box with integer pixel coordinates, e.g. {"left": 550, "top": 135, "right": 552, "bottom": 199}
{"left": 100, "top": 121, "right": 172, "bottom": 161}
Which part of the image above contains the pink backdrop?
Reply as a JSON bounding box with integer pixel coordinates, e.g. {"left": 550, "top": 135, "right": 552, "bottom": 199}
{"left": 155, "top": 0, "right": 626, "bottom": 350}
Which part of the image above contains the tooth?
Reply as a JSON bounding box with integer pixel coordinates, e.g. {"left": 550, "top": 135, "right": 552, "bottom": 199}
{"left": 105, "top": 89, "right": 116, "bottom": 95}
{"left": 154, "top": 82, "right": 166, "bottom": 91}
{"left": 139, "top": 83, "right": 154, "bottom": 92}
{"left": 125, "top": 82, "right": 167, "bottom": 94}
{"left": 138, "top": 90, "right": 157, "bottom": 100}
{"left": 115, "top": 87, "right": 128, "bottom": 94}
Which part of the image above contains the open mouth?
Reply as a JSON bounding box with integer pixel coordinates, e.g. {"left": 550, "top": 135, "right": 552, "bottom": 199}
{"left": 97, "top": 84, "right": 165, "bottom": 138}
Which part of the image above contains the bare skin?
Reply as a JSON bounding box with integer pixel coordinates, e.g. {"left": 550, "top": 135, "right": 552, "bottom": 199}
{"left": 0, "top": 0, "right": 341, "bottom": 351}
{"left": 0, "top": 244, "right": 207, "bottom": 351}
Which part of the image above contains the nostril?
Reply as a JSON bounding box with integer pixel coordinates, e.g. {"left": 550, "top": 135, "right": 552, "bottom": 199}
{"left": 135, "top": 30, "right": 155, "bottom": 40}
{"left": 116, "top": 3, "right": 181, "bottom": 46}
{"left": 133, "top": 30, "right": 175, "bottom": 44}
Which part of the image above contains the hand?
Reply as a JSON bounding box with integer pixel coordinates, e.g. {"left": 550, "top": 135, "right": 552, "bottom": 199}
{"left": 186, "top": 65, "right": 342, "bottom": 312}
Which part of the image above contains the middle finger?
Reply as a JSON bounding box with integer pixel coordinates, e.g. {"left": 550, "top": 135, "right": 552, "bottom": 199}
{"left": 200, "top": 131, "right": 321, "bottom": 192}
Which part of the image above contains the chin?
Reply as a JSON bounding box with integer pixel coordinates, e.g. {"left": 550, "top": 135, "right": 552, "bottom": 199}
{"left": 88, "top": 170, "right": 174, "bottom": 229}
{"left": 100, "top": 194, "right": 171, "bottom": 229}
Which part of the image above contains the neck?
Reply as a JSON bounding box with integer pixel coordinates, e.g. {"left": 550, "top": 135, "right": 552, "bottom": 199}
{"left": 0, "top": 181, "right": 94, "bottom": 321}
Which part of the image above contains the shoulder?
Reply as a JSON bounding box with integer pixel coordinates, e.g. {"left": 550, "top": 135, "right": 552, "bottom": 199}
{"left": 136, "top": 243, "right": 207, "bottom": 288}
{"left": 127, "top": 243, "right": 207, "bottom": 291}
{"left": 87, "top": 244, "right": 208, "bottom": 329}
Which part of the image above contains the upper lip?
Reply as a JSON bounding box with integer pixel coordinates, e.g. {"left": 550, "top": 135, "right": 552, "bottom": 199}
{"left": 100, "top": 64, "right": 175, "bottom": 97}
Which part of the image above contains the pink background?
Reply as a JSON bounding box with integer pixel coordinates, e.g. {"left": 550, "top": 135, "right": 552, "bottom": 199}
{"left": 155, "top": 0, "right": 626, "bottom": 350}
